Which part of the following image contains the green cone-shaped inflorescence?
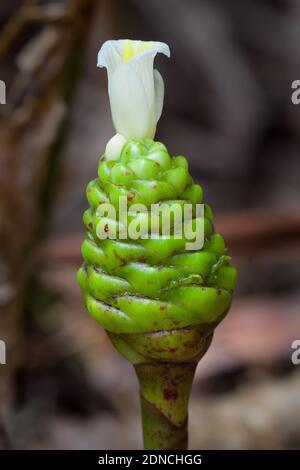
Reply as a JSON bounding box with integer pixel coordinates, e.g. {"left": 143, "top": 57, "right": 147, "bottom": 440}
{"left": 78, "top": 139, "right": 237, "bottom": 450}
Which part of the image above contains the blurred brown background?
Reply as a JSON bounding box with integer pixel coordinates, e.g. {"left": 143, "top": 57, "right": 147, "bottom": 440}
{"left": 0, "top": 0, "right": 300, "bottom": 450}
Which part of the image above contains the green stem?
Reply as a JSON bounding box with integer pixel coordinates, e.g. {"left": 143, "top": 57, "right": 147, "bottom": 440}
{"left": 135, "top": 362, "right": 196, "bottom": 450}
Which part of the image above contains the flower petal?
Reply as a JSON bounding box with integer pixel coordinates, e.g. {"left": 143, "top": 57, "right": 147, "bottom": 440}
{"left": 105, "top": 134, "right": 127, "bottom": 161}
{"left": 109, "top": 63, "right": 155, "bottom": 139}
{"left": 97, "top": 40, "right": 122, "bottom": 74}
{"left": 97, "top": 40, "right": 170, "bottom": 69}
{"left": 120, "top": 40, "right": 170, "bottom": 63}
{"left": 154, "top": 69, "right": 165, "bottom": 123}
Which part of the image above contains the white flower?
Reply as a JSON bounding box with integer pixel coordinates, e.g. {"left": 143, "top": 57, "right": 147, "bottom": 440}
{"left": 98, "top": 39, "right": 170, "bottom": 150}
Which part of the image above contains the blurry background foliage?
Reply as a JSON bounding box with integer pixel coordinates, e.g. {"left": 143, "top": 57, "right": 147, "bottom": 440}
{"left": 0, "top": 0, "right": 300, "bottom": 450}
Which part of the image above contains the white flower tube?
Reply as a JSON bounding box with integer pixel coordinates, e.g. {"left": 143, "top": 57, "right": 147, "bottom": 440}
{"left": 98, "top": 39, "right": 170, "bottom": 159}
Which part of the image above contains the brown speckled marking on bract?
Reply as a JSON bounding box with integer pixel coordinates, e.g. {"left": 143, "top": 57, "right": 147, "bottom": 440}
{"left": 163, "top": 388, "right": 178, "bottom": 401}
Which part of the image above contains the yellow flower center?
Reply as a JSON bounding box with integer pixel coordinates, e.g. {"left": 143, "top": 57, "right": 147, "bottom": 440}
{"left": 122, "top": 40, "right": 154, "bottom": 62}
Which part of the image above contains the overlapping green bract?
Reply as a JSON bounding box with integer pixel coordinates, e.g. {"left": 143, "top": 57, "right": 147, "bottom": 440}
{"left": 78, "top": 138, "right": 236, "bottom": 359}
{"left": 78, "top": 139, "right": 236, "bottom": 449}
